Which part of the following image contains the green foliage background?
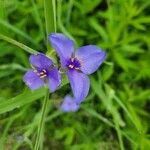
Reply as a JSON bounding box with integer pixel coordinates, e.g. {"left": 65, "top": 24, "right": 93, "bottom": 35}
{"left": 0, "top": 0, "right": 150, "bottom": 149}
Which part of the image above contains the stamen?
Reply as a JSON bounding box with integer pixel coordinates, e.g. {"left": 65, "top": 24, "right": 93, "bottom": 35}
{"left": 71, "top": 58, "right": 75, "bottom": 62}
{"left": 67, "top": 57, "right": 81, "bottom": 70}
{"left": 39, "top": 72, "right": 44, "bottom": 75}
{"left": 40, "top": 74, "right": 47, "bottom": 78}
{"left": 43, "top": 69, "right": 46, "bottom": 73}
{"left": 35, "top": 69, "right": 47, "bottom": 78}
{"left": 69, "top": 64, "right": 74, "bottom": 69}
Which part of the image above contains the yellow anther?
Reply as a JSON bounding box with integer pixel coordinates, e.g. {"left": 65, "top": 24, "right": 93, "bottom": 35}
{"left": 40, "top": 72, "right": 45, "bottom": 75}
{"left": 40, "top": 74, "right": 47, "bottom": 78}
{"left": 43, "top": 69, "right": 47, "bottom": 73}
{"left": 69, "top": 64, "right": 74, "bottom": 68}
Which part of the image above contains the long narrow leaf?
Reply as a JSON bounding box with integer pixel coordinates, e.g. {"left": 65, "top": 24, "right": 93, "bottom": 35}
{"left": 0, "top": 88, "right": 46, "bottom": 114}
{"left": 0, "top": 34, "right": 38, "bottom": 54}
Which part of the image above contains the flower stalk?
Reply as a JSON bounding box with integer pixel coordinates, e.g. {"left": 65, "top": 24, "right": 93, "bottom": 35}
{"left": 33, "top": 1, "right": 57, "bottom": 149}
{"left": 34, "top": 88, "right": 49, "bottom": 150}
{"left": 0, "top": 34, "right": 37, "bottom": 54}
{"left": 44, "top": 0, "right": 56, "bottom": 50}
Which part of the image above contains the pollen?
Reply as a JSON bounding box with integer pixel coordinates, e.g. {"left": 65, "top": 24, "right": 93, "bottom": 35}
{"left": 69, "top": 64, "right": 74, "bottom": 68}
{"left": 35, "top": 69, "right": 48, "bottom": 78}
{"left": 40, "top": 74, "right": 47, "bottom": 78}
{"left": 43, "top": 69, "right": 46, "bottom": 73}
{"left": 40, "top": 72, "right": 45, "bottom": 75}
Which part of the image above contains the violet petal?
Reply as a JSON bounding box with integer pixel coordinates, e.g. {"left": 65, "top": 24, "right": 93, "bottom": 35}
{"left": 23, "top": 69, "right": 44, "bottom": 90}
{"left": 48, "top": 67, "right": 61, "bottom": 92}
{"left": 67, "top": 70, "right": 90, "bottom": 103}
{"left": 75, "top": 45, "right": 106, "bottom": 74}
{"left": 48, "top": 33, "right": 74, "bottom": 66}
{"left": 61, "top": 95, "right": 80, "bottom": 112}
{"left": 29, "top": 53, "right": 53, "bottom": 69}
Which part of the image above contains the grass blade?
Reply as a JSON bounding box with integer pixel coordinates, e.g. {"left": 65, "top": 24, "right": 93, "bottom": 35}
{"left": 0, "top": 19, "right": 38, "bottom": 47}
{"left": 44, "top": 0, "right": 56, "bottom": 50}
{"left": 0, "top": 88, "right": 45, "bottom": 114}
{"left": 0, "top": 34, "right": 38, "bottom": 54}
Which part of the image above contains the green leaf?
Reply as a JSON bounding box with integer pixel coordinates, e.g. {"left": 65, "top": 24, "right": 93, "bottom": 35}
{"left": 84, "top": 108, "right": 114, "bottom": 127}
{"left": 102, "top": 62, "right": 114, "bottom": 81}
{"left": 0, "top": 19, "right": 38, "bottom": 46}
{"left": 44, "top": 0, "right": 56, "bottom": 50}
{"left": 89, "top": 18, "right": 108, "bottom": 41}
{"left": 0, "top": 88, "right": 46, "bottom": 114}
{"left": 121, "top": 44, "right": 144, "bottom": 54}
{"left": 0, "top": 34, "right": 38, "bottom": 54}
{"left": 74, "top": 0, "right": 102, "bottom": 14}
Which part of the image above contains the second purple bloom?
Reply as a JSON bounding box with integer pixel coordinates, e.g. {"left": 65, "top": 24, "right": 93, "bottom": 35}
{"left": 48, "top": 33, "right": 106, "bottom": 112}
{"left": 23, "top": 53, "right": 61, "bottom": 92}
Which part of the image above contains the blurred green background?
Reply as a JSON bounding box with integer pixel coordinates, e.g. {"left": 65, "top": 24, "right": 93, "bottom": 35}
{"left": 0, "top": 0, "right": 150, "bottom": 149}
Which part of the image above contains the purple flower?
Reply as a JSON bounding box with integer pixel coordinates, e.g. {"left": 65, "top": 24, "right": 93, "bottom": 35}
{"left": 61, "top": 95, "right": 80, "bottom": 112}
{"left": 48, "top": 33, "right": 106, "bottom": 112}
{"left": 23, "top": 53, "right": 61, "bottom": 92}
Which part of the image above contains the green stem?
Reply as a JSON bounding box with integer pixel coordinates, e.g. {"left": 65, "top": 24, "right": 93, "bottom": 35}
{"left": 44, "top": 0, "right": 56, "bottom": 51}
{"left": 34, "top": 88, "right": 49, "bottom": 150}
{"left": 113, "top": 111, "right": 124, "bottom": 150}
{"left": 0, "top": 34, "right": 37, "bottom": 54}
{"left": 34, "top": 1, "right": 56, "bottom": 149}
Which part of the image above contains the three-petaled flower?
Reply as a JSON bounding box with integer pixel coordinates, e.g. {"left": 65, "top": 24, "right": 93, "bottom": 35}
{"left": 23, "top": 53, "right": 61, "bottom": 92}
{"left": 48, "top": 33, "right": 106, "bottom": 112}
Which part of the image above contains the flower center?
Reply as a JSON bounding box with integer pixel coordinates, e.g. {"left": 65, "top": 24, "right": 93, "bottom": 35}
{"left": 66, "top": 57, "right": 81, "bottom": 70}
{"left": 34, "top": 69, "right": 47, "bottom": 78}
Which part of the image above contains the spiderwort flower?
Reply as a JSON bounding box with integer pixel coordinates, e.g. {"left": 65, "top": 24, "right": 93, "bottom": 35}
{"left": 48, "top": 33, "right": 106, "bottom": 112}
{"left": 60, "top": 95, "right": 80, "bottom": 112}
{"left": 23, "top": 53, "right": 61, "bottom": 92}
